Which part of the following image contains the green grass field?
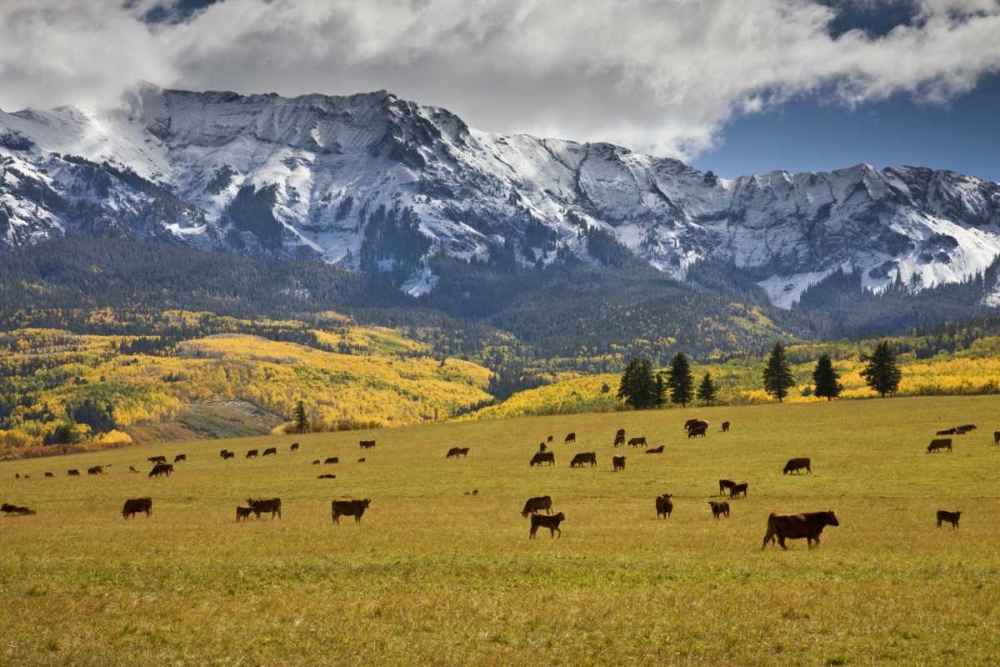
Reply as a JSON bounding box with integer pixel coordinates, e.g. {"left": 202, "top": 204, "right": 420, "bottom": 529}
{"left": 3, "top": 396, "right": 1000, "bottom": 666}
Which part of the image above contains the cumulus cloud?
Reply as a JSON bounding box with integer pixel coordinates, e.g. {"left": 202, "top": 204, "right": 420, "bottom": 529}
{"left": 0, "top": 0, "right": 998, "bottom": 159}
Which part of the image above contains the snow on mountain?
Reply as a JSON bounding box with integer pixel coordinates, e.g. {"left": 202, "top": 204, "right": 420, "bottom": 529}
{"left": 2, "top": 84, "right": 1000, "bottom": 308}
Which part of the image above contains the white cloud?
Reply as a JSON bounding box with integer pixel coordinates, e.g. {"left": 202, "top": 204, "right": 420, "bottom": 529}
{"left": 1, "top": 0, "right": 998, "bottom": 160}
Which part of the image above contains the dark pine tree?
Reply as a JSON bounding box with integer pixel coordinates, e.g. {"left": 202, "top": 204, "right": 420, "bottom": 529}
{"left": 667, "top": 352, "right": 694, "bottom": 407}
{"left": 618, "top": 358, "right": 657, "bottom": 409}
{"left": 293, "top": 400, "right": 310, "bottom": 434}
{"left": 654, "top": 373, "right": 667, "bottom": 408}
{"left": 812, "top": 354, "right": 842, "bottom": 400}
{"left": 696, "top": 372, "right": 718, "bottom": 405}
{"left": 762, "top": 343, "right": 795, "bottom": 403}
{"left": 860, "top": 340, "right": 903, "bottom": 397}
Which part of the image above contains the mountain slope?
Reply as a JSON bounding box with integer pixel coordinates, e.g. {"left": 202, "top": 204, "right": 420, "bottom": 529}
{"left": 2, "top": 85, "right": 1000, "bottom": 306}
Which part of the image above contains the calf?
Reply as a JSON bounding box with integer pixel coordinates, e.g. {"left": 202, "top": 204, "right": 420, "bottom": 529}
{"left": 936, "top": 510, "right": 962, "bottom": 529}
{"left": 719, "top": 479, "right": 737, "bottom": 496}
{"left": 762, "top": 511, "right": 840, "bottom": 550}
{"left": 245, "top": 449, "right": 258, "bottom": 459}
{"left": 236, "top": 506, "right": 253, "bottom": 521}
{"left": 247, "top": 497, "right": 282, "bottom": 520}
{"left": 317, "top": 474, "right": 337, "bottom": 479}
{"left": 359, "top": 440, "right": 376, "bottom": 449}
{"left": 290, "top": 442, "right": 300, "bottom": 452}
{"left": 529, "top": 512, "right": 565, "bottom": 538}
{"left": 357, "top": 457, "right": 366, "bottom": 463}
{"left": 655, "top": 494, "right": 674, "bottom": 519}
{"left": 783, "top": 457, "right": 812, "bottom": 475}
{"left": 927, "top": 438, "right": 952, "bottom": 453}
{"left": 628, "top": 436, "right": 647, "bottom": 448}
{"left": 148, "top": 456, "right": 167, "bottom": 464}
{"left": 446, "top": 447, "right": 470, "bottom": 459}
{"left": 1, "top": 503, "right": 36, "bottom": 516}
{"left": 569, "top": 452, "right": 597, "bottom": 468}
{"left": 324, "top": 457, "right": 340, "bottom": 465}
{"left": 564, "top": 432, "right": 576, "bottom": 444}
{"left": 331, "top": 498, "right": 370, "bottom": 524}
{"left": 721, "top": 421, "right": 731, "bottom": 432}
{"left": 708, "top": 500, "right": 730, "bottom": 519}
{"left": 530, "top": 451, "right": 556, "bottom": 467}
{"left": 612, "top": 455, "right": 626, "bottom": 472}
{"left": 148, "top": 463, "right": 174, "bottom": 478}
{"left": 645, "top": 445, "right": 665, "bottom": 454}
{"left": 687, "top": 425, "right": 707, "bottom": 438}
{"left": 174, "top": 454, "right": 186, "bottom": 463}
{"left": 121, "top": 497, "right": 152, "bottom": 519}
{"left": 262, "top": 447, "right": 277, "bottom": 457}
{"left": 730, "top": 482, "right": 749, "bottom": 499}
{"left": 521, "top": 495, "right": 553, "bottom": 517}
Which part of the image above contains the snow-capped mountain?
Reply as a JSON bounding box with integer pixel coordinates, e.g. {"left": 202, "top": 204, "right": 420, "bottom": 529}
{"left": 2, "top": 84, "right": 1000, "bottom": 306}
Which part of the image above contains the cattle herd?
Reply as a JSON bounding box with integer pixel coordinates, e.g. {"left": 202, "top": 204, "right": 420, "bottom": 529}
{"left": 2, "top": 420, "right": 987, "bottom": 546}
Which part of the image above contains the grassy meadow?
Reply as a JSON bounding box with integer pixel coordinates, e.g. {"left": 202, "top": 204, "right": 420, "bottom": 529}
{"left": 2, "top": 396, "right": 1000, "bottom": 666}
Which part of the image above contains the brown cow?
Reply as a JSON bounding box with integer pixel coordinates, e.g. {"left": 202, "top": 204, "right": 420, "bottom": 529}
{"left": 67, "top": 469, "right": 80, "bottom": 476}
{"left": 783, "top": 457, "right": 812, "bottom": 474}
{"left": 87, "top": 465, "right": 105, "bottom": 475}
{"left": 708, "top": 500, "right": 730, "bottom": 519}
{"left": 529, "top": 512, "right": 565, "bottom": 538}
{"left": 539, "top": 442, "right": 547, "bottom": 453}
{"left": 762, "top": 511, "right": 840, "bottom": 550}
{"left": 613, "top": 434, "right": 626, "bottom": 447}
{"left": 174, "top": 454, "right": 186, "bottom": 463}
{"left": 612, "top": 455, "right": 626, "bottom": 472}
{"left": 357, "top": 457, "right": 366, "bottom": 463}
{"left": 44, "top": 472, "right": 54, "bottom": 478}
{"left": 683, "top": 419, "right": 700, "bottom": 431}
{"left": 721, "top": 421, "right": 731, "bottom": 432}
{"left": 615, "top": 428, "right": 626, "bottom": 438}
{"left": 688, "top": 425, "right": 707, "bottom": 438}
{"left": 521, "top": 495, "right": 552, "bottom": 517}
{"left": 655, "top": 494, "right": 674, "bottom": 519}
{"left": 446, "top": 447, "right": 470, "bottom": 458}
{"left": 317, "top": 474, "right": 337, "bottom": 479}
{"left": 236, "top": 506, "right": 253, "bottom": 521}
{"left": 312, "top": 460, "right": 321, "bottom": 465}
{"left": 290, "top": 442, "right": 300, "bottom": 452}
{"left": 927, "top": 439, "right": 952, "bottom": 453}
{"left": 628, "top": 436, "right": 647, "bottom": 448}
{"left": 359, "top": 440, "right": 376, "bottom": 449}
{"left": 546, "top": 435, "right": 554, "bottom": 443}
{"left": 245, "top": 450, "right": 258, "bottom": 459}
{"left": 1, "top": 503, "right": 36, "bottom": 516}
{"left": 263, "top": 447, "right": 277, "bottom": 457}
{"left": 221, "top": 450, "right": 235, "bottom": 460}
{"left": 936, "top": 510, "right": 961, "bottom": 528}
{"left": 719, "top": 479, "right": 737, "bottom": 496}
{"left": 324, "top": 457, "right": 340, "bottom": 465}
{"left": 148, "top": 463, "right": 173, "bottom": 478}
{"left": 121, "top": 497, "right": 152, "bottom": 519}
{"left": 530, "top": 451, "right": 556, "bottom": 467}
{"left": 564, "top": 432, "right": 577, "bottom": 444}
{"left": 730, "top": 482, "right": 749, "bottom": 499}
{"left": 645, "top": 445, "right": 665, "bottom": 454}
{"left": 247, "top": 497, "right": 282, "bottom": 519}
{"left": 570, "top": 452, "right": 597, "bottom": 468}
{"left": 958, "top": 424, "right": 977, "bottom": 432}
{"left": 331, "top": 499, "right": 370, "bottom": 524}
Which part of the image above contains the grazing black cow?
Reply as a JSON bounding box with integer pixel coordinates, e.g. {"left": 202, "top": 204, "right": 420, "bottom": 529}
{"left": 762, "top": 511, "right": 840, "bottom": 550}
{"left": 994, "top": 431, "right": 1000, "bottom": 445}
{"left": 730, "top": 482, "right": 749, "bottom": 499}
{"left": 121, "top": 497, "right": 152, "bottom": 519}
{"left": 628, "top": 436, "right": 647, "bottom": 448}
{"left": 684, "top": 419, "right": 700, "bottom": 431}
{"left": 721, "top": 421, "right": 731, "bottom": 432}
{"left": 87, "top": 465, "right": 104, "bottom": 475}
{"left": 719, "top": 479, "right": 737, "bottom": 496}
{"left": 317, "top": 474, "right": 337, "bottom": 479}
{"left": 67, "top": 469, "right": 80, "bottom": 476}
{"left": 263, "top": 447, "right": 277, "bottom": 457}
{"left": 246, "top": 450, "right": 258, "bottom": 460}
{"left": 324, "top": 457, "right": 339, "bottom": 465}
{"left": 236, "top": 506, "right": 253, "bottom": 521}
{"left": 290, "top": 442, "right": 300, "bottom": 452}
{"left": 331, "top": 499, "right": 370, "bottom": 524}
{"left": 927, "top": 439, "right": 952, "bottom": 453}
{"left": 688, "top": 425, "right": 707, "bottom": 438}
{"left": 446, "top": 447, "right": 470, "bottom": 459}
{"left": 357, "top": 457, "right": 366, "bottom": 463}
{"left": 958, "top": 424, "right": 977, "bottom": 432}
{"left": 148, "top": 456, "right": 167, "bottom": 464}
{"left": 936, "top": 510, "right": 962, "bottom": 529}
{"left": 645, "top": 445, "right": 665, "bottom": 454}
{"left": 612, "top": 455, "right": 626, "bottom": 472}
{"left": 564, "top": 432, "right": 576, "bottom": 444}
{"left": 44, "top": 472, "right": 53, "bottom": 478}
{"left": 174, "top": 454, "right": 186, "bottom": 463}
{"left": 570, "top": 452, "right": 597, "bottom": 468}
{"left": 708, "top": 500, "right": 730, "bottom": 519}
{"left": 129, "top": 466, "right": 139, "bottom": 473}
{"left": 221, "top": 450, "right": 235, "bottom": 460}
{"left": 1, "top": 503, "right": 36, "bottom": 516}
{"left": 522, "top": 495, "right": 553, "bottom": 517}
{"left": 783, "top": 457, "right": 812, "bottom": 474}
{"left": 529, "top": 512, "right": 565, "bottom": 538}
{"left": 614, "top": 434, "right": 626, "bottom": 447}
{"left": 937, "top": 428, "right": 958, "bottom": 435}
{"left": 656, "top": 494, "right": 674, "bottom": 519}
{"left": 149, "top": 463, "right": 174, "bottom": 478}
{"left": 247, "top": 497, "right": 282, "bottom": 520}
{"left": 359, "top": 440, "right": 376, "bottom": 449}
{"left": 530, "top": 452, "right": 556, "bottom": 467}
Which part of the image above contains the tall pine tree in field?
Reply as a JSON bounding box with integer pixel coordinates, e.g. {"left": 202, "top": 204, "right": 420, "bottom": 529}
{"left": 667, "top": 352, "right": 694, "bottom": 407}
{"left": 860, "top": 341, "right": 902, "bottom": 397}
{"left": 654, "top": 373, "right": 667, "bottom": 408}
{"left": 696, "top": 372, "right": 718, "bottom": 405}
{"left": 762, "top": 343, "right": 795, "bottom": 403}
{"left": 618, "top": 358, "right": 656, "bottom": 409}
{"left": 293, "top": 400, "right": 310, "bottom": 434}
{"left": 812, "top": 354, "right": 842, "bottom": 400}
